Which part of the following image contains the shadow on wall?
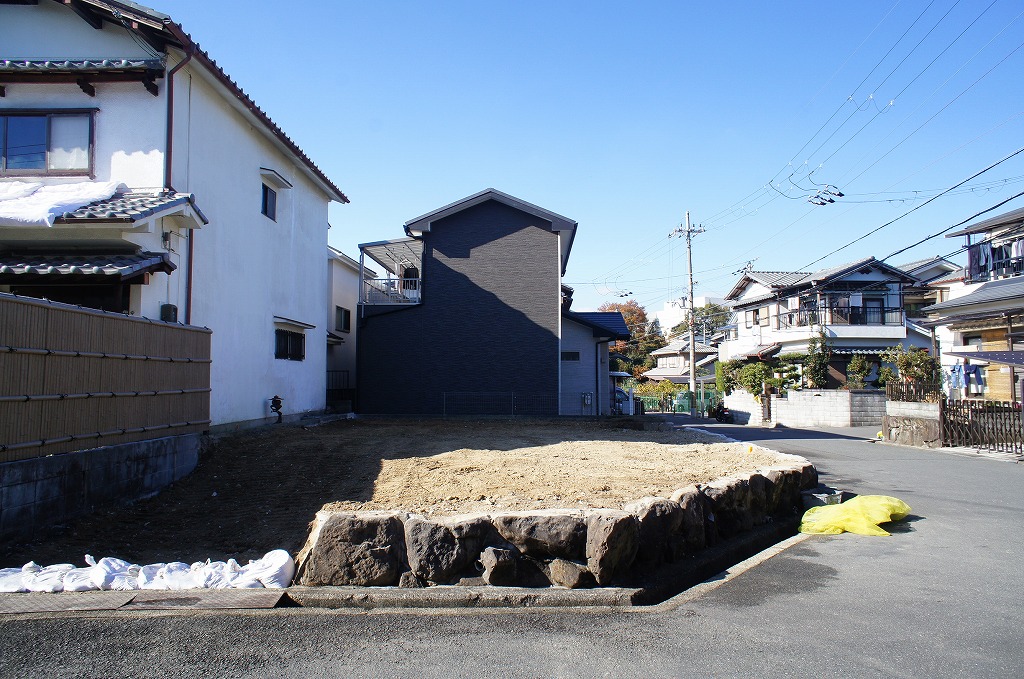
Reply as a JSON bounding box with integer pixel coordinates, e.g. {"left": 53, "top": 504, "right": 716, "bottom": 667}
{"left": 358, "top": 203, "right": 563, "bottom": 416}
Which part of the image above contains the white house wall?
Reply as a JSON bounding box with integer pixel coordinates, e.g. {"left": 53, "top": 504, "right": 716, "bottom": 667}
{"left": 169, "top": 58, "right": 330, "bottom": 427}
{"left": 1, "top": 5, "right": 335, "bottom": 428}
{"left": 328, "top": 254, "right": 359, "bottom": 382}
{"left": 2, "top": 2, "right": 156, "bottom": 60}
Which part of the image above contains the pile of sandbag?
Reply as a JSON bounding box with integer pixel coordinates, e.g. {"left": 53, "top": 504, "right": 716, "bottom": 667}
{"left": 0, "top": 549, "right": 294, "bottom": 593}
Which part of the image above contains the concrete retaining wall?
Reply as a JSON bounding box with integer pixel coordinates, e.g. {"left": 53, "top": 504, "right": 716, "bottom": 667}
{"left": 0, "top": 434, "right": 202, "bottom": 542}
{"left": 883, "top": 401, "right": 941, "bottom": 448}
{"left": 293, "top": 452, "right": 818, "bottom": 590}
{"left": 725, "top": 389, "right": 886, "bottom": 428}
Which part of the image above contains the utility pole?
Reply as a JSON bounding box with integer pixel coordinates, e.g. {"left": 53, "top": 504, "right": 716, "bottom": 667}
{"left": 671, "top": 212, "right": 705, "bottom": 417}
{"left": 684, "top": 212, "right": 705, "bottom": 417}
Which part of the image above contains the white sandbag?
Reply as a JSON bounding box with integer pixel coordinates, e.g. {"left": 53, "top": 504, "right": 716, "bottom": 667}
{"left": 193, "top": 560, "right": 237, "bottom": 589}
{"left": 137, "top": 564, "right": 168, "bottom": 590}
{"left": 238, "top": 549, "right": 295, "bottom": 589}
{"left": 62, "top": 568, "right": 98, "bottom": 592}
{"left": 24, "top": 564, "right": 74, "bottom": 593}
{"left": 0, "top": 568, "right": 28, "bottom": 593}
{"left": 87, "top": 556, "right": 135, "bottom": 590}
{"left": 107, "top": 573, "right": 140, "bottom": 591}
{"left": 162, "top": 562, "right": 195, "bottom": 590}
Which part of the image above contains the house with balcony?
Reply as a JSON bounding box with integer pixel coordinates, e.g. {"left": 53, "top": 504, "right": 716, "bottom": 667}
{"left": 642, "top": 339, "right": 718, "bottom": 385}
{"left": 718, "top": 256, "right": 927, "bottom": 387}
{"left": 0, "top": 0, "right": 348, "bottom": 428}
{"left": 327, "top": 246, "right": 372, "bottom": 410}
{"left": 917, "top": 207, "right": 1024, "bottom": 402}
{"left": 355, "top": 188, "right": 629, "bottom": 416}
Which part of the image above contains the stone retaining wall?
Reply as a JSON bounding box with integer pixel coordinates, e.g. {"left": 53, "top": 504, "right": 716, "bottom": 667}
{"left": 883, "top": 401, "right": 941, "bottom": 448}
{"left": 293, "top": 451, "right": 817, "bottom": 590}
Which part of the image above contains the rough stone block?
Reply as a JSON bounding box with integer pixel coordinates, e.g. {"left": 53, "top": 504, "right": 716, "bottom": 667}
{"left": 670, "top": 485, "right": 706, "bottom": 551}
{"left": 624, "top": 496, "right": 685, "bottom": 566}
{"left": 294, "top": 511, "right": 406, "bottom": 586}
{"left": 492, "top": 511, "right": 586, "bottom": 560}
{"left": 585, "top": 510, "right": 639, "bottom": 586}
{"left": 545, "top": 558, "right": 595, "bottom": 589}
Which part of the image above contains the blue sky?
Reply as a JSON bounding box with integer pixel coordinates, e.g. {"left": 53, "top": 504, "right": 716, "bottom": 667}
{"left": 166, "top": 0, "right": 1024, "bottom": 312}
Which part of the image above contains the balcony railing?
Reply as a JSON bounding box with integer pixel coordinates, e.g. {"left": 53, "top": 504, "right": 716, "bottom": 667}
{"left": 830, "top": 306, "right": 904, "bottom": 326}
{"left": 777, "top": 307, "right": 903, "bottom": 328}
{"left": 966, "top": 253, "right": 1024, "bottom": 284}
{"left": 361, "top": 278, "right": 421, "bottom": 305}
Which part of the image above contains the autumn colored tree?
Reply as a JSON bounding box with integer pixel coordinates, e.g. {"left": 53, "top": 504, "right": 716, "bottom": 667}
{"left": 598, "top": 299, "right": 666, "bottom": 376}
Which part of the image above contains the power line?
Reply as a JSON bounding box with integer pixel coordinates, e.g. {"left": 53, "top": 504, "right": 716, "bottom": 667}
{"left": 881, "top": 189, "right": 1024, "bottom": 262}
{"left": 796, "top": 144, "right": 1024, "bottom": 271}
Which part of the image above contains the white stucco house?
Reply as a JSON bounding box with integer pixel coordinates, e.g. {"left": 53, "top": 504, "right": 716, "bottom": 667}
{"left": 0, "top": 1, "right": 348, "bottom": 428}
{"left": 327, "top": 246, "right": 370, "bottom": 408}
{"left": 718, "top": 257, "right": 930, "bottom": 387}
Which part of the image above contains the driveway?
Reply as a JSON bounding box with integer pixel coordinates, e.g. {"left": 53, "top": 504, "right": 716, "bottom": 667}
{"left": 1, "top": 420, "right": 1022, "bottom": 678}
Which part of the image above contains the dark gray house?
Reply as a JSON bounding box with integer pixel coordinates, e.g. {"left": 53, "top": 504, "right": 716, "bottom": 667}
{"left": 356, "top": 189, "right": 627, "bottom": 416}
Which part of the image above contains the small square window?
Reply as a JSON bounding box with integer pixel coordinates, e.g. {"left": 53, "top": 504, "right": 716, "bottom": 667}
{"left": 274, "top": 329, "right": 304, "bottom": 361}
{"left": 261, "top": 183, "right": 277, "bottom": 221}
{"left": 335, "top": 306, "right": 351, "bottom": 333}
{"left": 561, "top": 351, "right": 581, "bottom": 362}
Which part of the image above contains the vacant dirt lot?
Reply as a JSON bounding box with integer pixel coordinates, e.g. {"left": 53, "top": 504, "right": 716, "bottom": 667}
{"left": 1, "top": 418, "right": 786, "bottom": 569}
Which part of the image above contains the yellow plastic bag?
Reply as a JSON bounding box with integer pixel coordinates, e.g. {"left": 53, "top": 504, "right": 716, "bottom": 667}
{"left": 799, "top": 495, "right": 911, "bottom": 536}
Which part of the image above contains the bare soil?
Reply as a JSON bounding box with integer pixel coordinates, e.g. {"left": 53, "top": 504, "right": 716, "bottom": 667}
{"left": 1, "top": 418, "right": 786, "bottom": 569}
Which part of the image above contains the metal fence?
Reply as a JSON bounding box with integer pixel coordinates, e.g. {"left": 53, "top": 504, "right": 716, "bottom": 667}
{"left": 443, "top": 392, "right": 598, "bottom": 417}
{"left": 940, "top": 398, "right": 1024, "bottom": 456}
{"left": 0, "top": 293, "right": 212, "bottom": 462}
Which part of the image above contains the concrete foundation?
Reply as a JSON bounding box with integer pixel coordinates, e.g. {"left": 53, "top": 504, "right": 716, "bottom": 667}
{"left": 0, "top": 434, "right": 203, "bottom": 542}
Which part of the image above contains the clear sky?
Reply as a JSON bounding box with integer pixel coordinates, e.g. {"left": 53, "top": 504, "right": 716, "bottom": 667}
{"left": 165, "top": 0, "right": 1024, "bottom": 312}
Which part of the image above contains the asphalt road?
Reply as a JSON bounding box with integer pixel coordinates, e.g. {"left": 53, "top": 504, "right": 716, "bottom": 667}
{"left": 1, "top": 421, "right": 1021, "bottom": 678}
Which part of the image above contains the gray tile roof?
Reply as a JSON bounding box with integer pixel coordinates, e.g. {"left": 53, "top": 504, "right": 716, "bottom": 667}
{"left": 922, "top": 276, "right": 1024, "bottom": 313}
{"left": 944, "top": 206, "right": 1024, "bottom": 237}
{"left": 0, "top": 59, "right": 164, "bottom": 73}
{"left": 55, "top": 191, "right": 208, "bottom": 224}
{"left": 651, "top": 339, "right": 716, "bottom": 356}
{"left": 0, "top": 251, "right": 175, "bottom": 279}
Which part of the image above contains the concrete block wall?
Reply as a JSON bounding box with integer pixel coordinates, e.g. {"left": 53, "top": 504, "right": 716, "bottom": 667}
{"left": 0, "top": 434, "right": 202, "bottom": 542}
{"left": 725, "top": 389, "right": 886, "bottom": 428}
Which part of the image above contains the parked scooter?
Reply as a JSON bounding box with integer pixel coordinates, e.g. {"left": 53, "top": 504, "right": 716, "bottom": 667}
{"left": 709, "top": 401, "right": 732, "bottom": 423}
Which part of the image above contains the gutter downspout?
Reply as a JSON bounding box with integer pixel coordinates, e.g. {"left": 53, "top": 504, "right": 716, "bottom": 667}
{"left": 163, "top": 21, "right": 195, "bottom": 323}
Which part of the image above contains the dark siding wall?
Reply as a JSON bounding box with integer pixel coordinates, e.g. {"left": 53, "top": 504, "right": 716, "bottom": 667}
{"left": 357, "top": 200, "right": 561, "bottom": 414}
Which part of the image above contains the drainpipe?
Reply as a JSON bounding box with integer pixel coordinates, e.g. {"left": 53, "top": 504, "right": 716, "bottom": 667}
{"left": 163, "top": 22, "right": 195, "bottom": 323}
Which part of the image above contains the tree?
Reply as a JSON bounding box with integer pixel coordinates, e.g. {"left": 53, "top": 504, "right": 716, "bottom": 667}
{"left": 670, "top": 303, "right": 731, "bottom": 341}
{"left": 599, "top": 300, "right": 666, "bottom": 377}
{"left": 805, "top": 330, "right": 833, "bottom": 388}
{"left": 845, "top": 354, "right": 871, "bottom": 389}
{"left": 879, "top": 345, "right": 940, "bottom": 383}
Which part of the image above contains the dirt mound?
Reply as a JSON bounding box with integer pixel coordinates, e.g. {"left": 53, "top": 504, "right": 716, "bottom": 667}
{"left": 1, "top": 418, "right": 784, "bottom": 568}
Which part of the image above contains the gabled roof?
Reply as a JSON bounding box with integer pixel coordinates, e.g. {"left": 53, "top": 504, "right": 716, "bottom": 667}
{"left": 19, "top": 0, "right": 347, "bottom": 204}
{"left": 563, "top": 311, "right": 630, "bottom": 340}
{"left": 945, "top": 206, "right": 1024, "bottom": 238}
{"left": 404, "top": 189, "right": 578, "bottom": 275}
{"left": 921, "top": 276, "right": 1024, "bottom": 313}
{"left": 650, "top": 339, "right": 716, "bottom": 356}
{"left": 893, "top": 256, "right": 961, "bottom": 286}
{"left": 727, "top": 256, "right": 917, "bottom": 306}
